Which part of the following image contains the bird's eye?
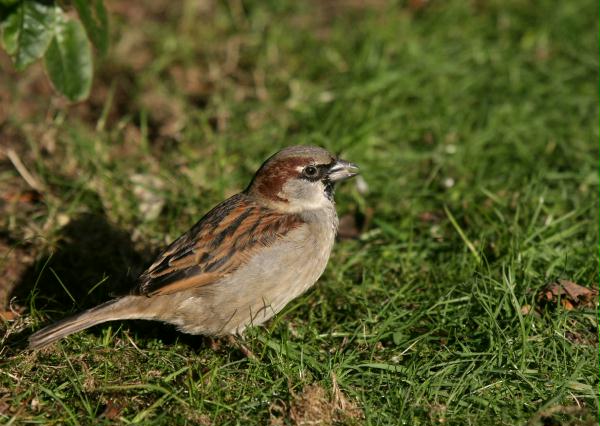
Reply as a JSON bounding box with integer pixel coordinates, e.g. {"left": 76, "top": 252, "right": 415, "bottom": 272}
{"left": 303, "top": 165, "right": 319, "bottom": 178}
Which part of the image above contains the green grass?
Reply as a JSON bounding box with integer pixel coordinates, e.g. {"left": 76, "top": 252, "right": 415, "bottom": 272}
{"left": 0, "top": 0, "right": 598, "bottom": 424}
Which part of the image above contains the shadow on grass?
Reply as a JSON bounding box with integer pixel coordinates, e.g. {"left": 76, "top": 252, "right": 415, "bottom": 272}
{"left": 6, "top": 212, "right": 211, "bottom": 352}
{"left": 12, "top": 212, "right": 144, "bottom": 310}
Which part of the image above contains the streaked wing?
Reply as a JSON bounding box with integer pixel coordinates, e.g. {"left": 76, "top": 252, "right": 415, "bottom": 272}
{"left": 136, "top": 193, "right": 304, "bottom": 296}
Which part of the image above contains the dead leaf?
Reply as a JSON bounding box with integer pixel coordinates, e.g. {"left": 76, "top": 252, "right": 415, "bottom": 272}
{"left": 169, "top": 65, "right": 213, "bottom": 99}
{"left": 0, "top": 311, "right": 18, "bottom": 321}
{"left": 408, "top": 0, "right": 429, "bottom": 12}
{"left": 0, "top": 397, "right": 9, "bottom": 415}
{"left": 538, "top": 279, "right": 598, "bottom": 310}
{"left": 337, "top": 208, "right": 374, "bottom": 240}
{"left": 559, "top": 280, "right": 593, "bottom": 302}
{"left": 338, "top": 214, "right": 360, "bottom": 239}
{"left": 561, "top": 299, "right": 574, "bottom": 311}
{"left": 100, "top": 400, "right": 123, "bottom": 420}
{"left": 0, "top": 238, "right": 35, "bottom": 309}
{"left": 130, "top": 174, "right": 166, "bottom": 221}
{"left": 520, "top": 304, "right": 532, "bottom": 315}
{"left": 0, "top": 190, "right": 43, "bottom": 204}
{"left": 418, "top": 210, "right": 443, "bottom": 223}
{"left": 428, "top": 403, "right": 448, "bottom": 424}
{"left": 139, "top": 88, "right": 185, "bottom": 139}
{"left": 30, "top": 397, "right": 40, "bottom": 412}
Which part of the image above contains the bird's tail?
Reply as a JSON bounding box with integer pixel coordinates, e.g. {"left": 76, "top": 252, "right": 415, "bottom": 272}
{"left": 28, "top": 296, "right": 146, "bottom": 350}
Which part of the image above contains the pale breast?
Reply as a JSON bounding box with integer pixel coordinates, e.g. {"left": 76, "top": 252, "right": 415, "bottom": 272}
{"left": 175, "top": 204, "right": 338, "bottom": 335}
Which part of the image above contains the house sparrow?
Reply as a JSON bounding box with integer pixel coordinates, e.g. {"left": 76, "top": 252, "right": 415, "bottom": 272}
{"left": 28, "top": 146, "right": 358, "bottom": 349}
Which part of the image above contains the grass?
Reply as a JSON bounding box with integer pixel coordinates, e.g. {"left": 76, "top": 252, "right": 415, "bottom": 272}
{"left": 0, "top": 0, "right": 598, "bottom": 424}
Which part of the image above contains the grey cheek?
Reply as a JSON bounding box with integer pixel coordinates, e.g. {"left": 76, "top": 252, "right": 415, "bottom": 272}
{"left": 281, "top": 179, "right": 305, "bottom": 199}
{"left": 280, "top": 179, "right": 329, "bottom": 208}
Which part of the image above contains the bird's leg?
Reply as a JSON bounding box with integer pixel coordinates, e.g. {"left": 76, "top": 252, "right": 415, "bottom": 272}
{"left": 226, "top": 335, "right": 256, "bottom": 361}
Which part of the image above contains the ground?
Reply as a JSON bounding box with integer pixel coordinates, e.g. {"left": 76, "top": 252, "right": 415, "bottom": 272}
{"left": 0, "top": 0, "right": 598, "bottom": 425}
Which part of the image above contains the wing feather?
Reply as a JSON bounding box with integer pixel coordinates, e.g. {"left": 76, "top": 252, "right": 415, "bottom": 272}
{"left": 136, "top": 193, "right": 303, "bottom": 296}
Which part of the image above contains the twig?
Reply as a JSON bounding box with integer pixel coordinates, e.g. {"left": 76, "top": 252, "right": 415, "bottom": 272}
{"left": 5, "top": 148, "right": 44, "bottom": 192}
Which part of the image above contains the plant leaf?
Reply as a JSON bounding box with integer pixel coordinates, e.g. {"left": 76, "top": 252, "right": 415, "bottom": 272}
{"left": 0, "top": 0, "right": 20, "bottom": 8}
{"left": 44, "top": 15, "right": 92, "bottom": 101}
{"left": 2, "top": 1, "right": 57, "bottom": 70}
{"left": 72, "top": 0, "right": 108, "bottom": 55}
{"left": 0, "top": 5, "right": 20, "bottom": 55}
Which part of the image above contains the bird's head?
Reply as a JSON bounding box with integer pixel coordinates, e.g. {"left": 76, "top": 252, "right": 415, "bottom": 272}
{"left": 247, "top": 145, "right": 359, "bottom": 212}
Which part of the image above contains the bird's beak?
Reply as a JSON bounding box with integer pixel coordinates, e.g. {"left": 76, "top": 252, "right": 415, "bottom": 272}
{"left": 327, "top": 159, "right": 359, "bottom": 182}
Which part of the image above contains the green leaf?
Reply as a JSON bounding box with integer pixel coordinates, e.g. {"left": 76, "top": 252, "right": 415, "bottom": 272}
{"left": 0, "top": 0, "right": 20, "bottom": 7}
{"left": 72, "top": 0, "right": 108, "bottom": 55}
{"left": 2, "top": 1, "right": 57, "bottom": 70}
{"left": 0, "top": 6, "right": 20, "bottom": 55}
{"left": 44, "top": 16, "right": 92, "bottom": 101}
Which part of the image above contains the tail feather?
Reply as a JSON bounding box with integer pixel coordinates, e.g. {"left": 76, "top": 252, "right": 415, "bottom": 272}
{"left": 28, "top": 297, "right": 142, "bottom": 349}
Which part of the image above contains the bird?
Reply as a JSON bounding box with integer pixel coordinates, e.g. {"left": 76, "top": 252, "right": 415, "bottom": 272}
{"left": 28, "top": 145, "right": 359, "bottom": 349}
